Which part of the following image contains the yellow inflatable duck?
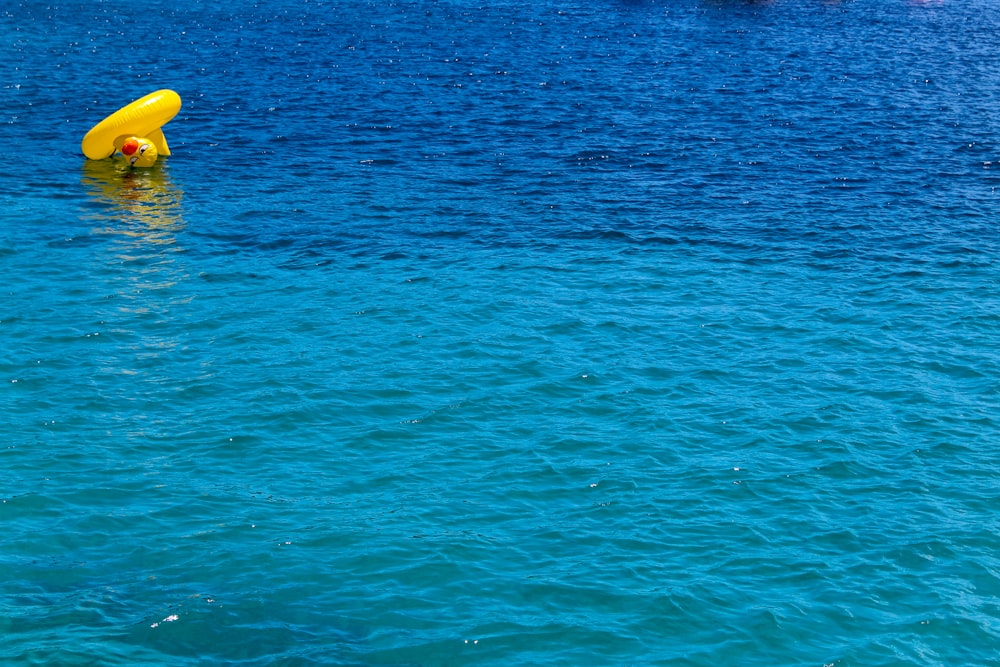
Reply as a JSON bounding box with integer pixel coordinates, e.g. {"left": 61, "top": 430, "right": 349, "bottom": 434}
{"left": 82, "top": 89, "right": 181, "bottom": 161}
{"left": 117, "top": 136, "right": 158, "bottom": 167}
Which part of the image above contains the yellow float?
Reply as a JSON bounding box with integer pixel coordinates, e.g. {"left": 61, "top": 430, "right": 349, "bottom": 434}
{"left": 81, "top": 89, "right": 181, "bottom": 166}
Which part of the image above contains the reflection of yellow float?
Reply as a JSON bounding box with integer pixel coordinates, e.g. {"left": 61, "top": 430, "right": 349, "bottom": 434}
{"left": 81, "top": 157, "right": 184, "bottom": 233}
{"left": 81, "top": 89, "right": 181, "bottom": 167}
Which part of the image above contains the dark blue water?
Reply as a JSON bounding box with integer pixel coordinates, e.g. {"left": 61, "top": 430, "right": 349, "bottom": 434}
{"left": 2, "top": 1, "right": 999, "bottom": 665}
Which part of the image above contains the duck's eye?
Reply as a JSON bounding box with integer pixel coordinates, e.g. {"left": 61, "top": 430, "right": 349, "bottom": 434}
{"left": 138, "top": 145, "right": 148, "bottom": 155}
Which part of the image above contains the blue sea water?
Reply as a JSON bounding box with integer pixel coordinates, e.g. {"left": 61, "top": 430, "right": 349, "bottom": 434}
{"left": 2, "top": 0, "right": 1000, "bottom": 664}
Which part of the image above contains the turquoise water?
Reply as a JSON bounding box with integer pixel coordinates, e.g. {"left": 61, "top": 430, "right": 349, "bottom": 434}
{"left": 3, "top": 0, "right": 1000, "bottom": 665}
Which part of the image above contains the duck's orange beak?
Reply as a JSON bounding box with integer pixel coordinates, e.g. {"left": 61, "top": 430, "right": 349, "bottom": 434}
{"left": 122, "top": 137, "right": 140, "bottom": 156}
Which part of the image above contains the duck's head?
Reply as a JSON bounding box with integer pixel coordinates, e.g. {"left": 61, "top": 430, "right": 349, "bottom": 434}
{"left": 120, "top": 136, "right": 158, "bottom": 167}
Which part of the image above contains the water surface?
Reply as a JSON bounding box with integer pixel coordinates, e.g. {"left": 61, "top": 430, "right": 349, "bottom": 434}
{"left": 2, "top": 1, "right": 999, "bottom": 665}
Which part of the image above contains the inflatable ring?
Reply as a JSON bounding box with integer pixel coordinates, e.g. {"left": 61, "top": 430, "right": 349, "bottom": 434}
{"left": 81, "top": 89, "right": 181, "bottom": 160}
